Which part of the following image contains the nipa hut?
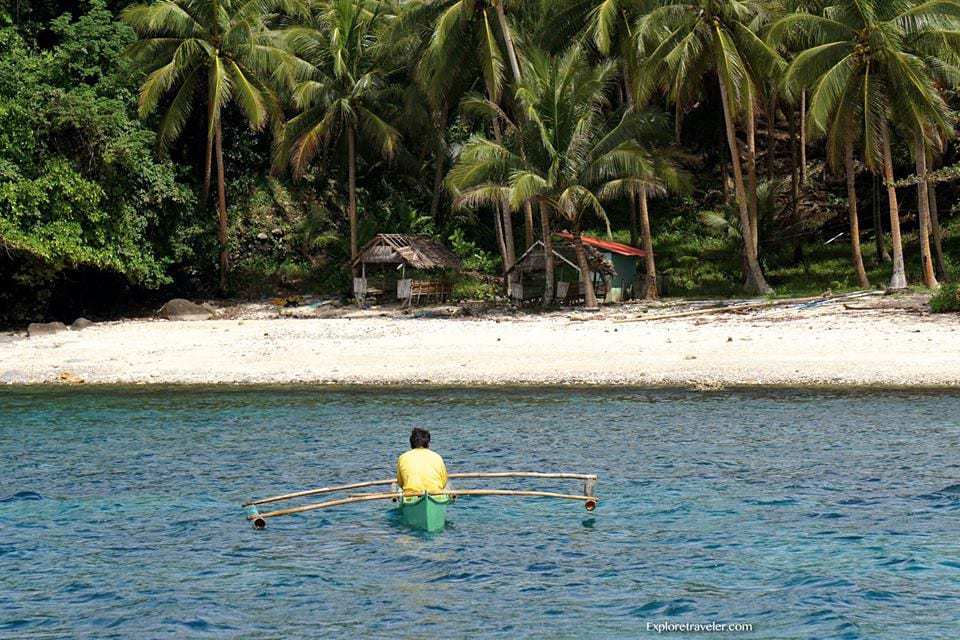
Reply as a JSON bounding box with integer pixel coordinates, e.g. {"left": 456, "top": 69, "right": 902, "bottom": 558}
{"left": 554, "top": 232, "right": 647, "bottom": 302}
{"left": 505, "top": 238, "right": 617, "bottom": 304}
{"left": 352, "top": 234, "right": 461, "bottom": 306}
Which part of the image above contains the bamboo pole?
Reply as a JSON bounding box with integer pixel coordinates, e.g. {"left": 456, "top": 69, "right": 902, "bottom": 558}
{"left": 250, "top": 492, "right": 399, "bottom": 521}
{"left": 249, "top": 489, "right": 600, "bottom": 525}
{"left": 449, "top": 472, "right": 597, "bottom": 481}
{"left": 246, "top": 472, "right": 598, "bottom": 507}
{"left": 244, "top": 479, "right": 395, "bottom": 507}
{"left": 350, "top": 490, "right": 596, "bottom": 502}
{"left": 436, "top": 489, "right": 597, "bottom": 504}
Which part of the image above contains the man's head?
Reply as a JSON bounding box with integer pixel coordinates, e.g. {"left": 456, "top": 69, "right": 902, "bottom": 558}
{"left": 409, "top": 427, "right": 431, "bottom": 449}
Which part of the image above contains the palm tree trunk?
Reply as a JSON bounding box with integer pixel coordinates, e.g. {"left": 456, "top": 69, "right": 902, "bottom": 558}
{"left": 490, "top": 120, "right": 516, "bottom": 277}
{"left": 873, "top": 173, "right": 889, "bottom": 264}
{"left": 675, "top": 100, "right": 682, "bottom": 144}
{"left": 844, "top": 139, "right": 870, "bottom": 289}
{"left": 491, "top": 4, "right": 533, "bottom": 250}
{"left": 347, "top": 124, "right": 359, "bottom": 276}
{"left": 717, "top": 75, "right": 772, "bottom": 294}
{"left": 523, "top": 203, "right": 535, "bottom": 249}
{"left": 915, "top": 137, "right": 938, "bottom": 289}
{"left": 431, "top": 149, "right": 445, "bottom": 227}
{"left": 501, "top": 203, "right": 516, "bottom": 271}
{"left": 721, "top": 161, "right": 730, "bottom": 205}
{"left": 572, "top": 219, "right": 598, "bottom": 309}
{"left": 215, "top": 120, "right": 229, "bottom": 292}
{"left": 621, "top": 69, "right": 642, "bottom": 252}
{"left": 540, "top": 202, "right": 555, "bottom": 307}
{"left": 800, "top": 90, "right": 808, "bottom": 185}
{"left": 881, "top": 125, "right": 907, "bottom": 290}
{"left": 493, "top": 201, "right": 508, "bottom": 278}
{"left": 204, "top": 127, "right": 214, "bottom": 202}
{"left": 745, "top": 87, "right": 759, "bottom": 256}
{"left": 430, "top": 107, "right": 448, "bottom": 227}
{"left": 638, "top": 190, "right": 658, "bottom": 299}
{"left": 766, "top": 93, "right": 777, "bottom": 183}
{"left": 494, "top": 2, "right": 522, "bottom": 84}
{"left": 789, "top": 105, "right": 800, "bottom": 221}
{"left": 928, "top": 181, "right": 948, "bottom": 281}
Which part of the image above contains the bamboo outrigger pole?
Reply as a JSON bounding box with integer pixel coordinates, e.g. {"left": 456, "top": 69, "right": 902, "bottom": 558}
{"left": 244, "top": 479, "right": 395, "bottom": 507}
{"left": 246, "top": 489, "right": 599, "bottom": 528}
{"left": 244, "top": 472, "right": 598, "bottom": 507}
{"left": 244, "top": 471, "right": 599, "bottom": 528}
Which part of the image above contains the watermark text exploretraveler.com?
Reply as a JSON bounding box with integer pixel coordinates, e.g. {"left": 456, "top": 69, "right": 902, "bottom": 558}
{"left": 646, "top": 621, "right": 754, "bottom": 634}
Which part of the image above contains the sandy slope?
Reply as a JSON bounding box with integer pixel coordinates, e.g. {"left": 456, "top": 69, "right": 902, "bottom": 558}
{"left": 3, "top": 300, "right": 959, "bottom": 387}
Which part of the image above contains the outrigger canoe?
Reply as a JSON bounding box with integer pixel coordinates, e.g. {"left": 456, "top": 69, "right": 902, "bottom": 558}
{"left": 243, "top": 472, "right": 598, "bottom": 533}
{"left": 399, "top": 494, "right": 450, "bottom": 533}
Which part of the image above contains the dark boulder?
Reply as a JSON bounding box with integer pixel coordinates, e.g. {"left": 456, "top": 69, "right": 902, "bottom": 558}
{"left": 27, "top": 322, "right": 68, "bottom": 337}
{"left": 158, "top": 299, "right": 213, "bottom": 321}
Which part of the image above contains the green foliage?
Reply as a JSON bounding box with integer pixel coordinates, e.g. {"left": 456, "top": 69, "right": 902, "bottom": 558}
{"left": 773, "top": 0, "right": 959, "bottom": 171}
{"left": 451, "top": 274, "right": 500, "bottom": 301}
{"left": 4, "top": 0, "right": 960, "bottom": 324}
{"left": 448, "top": 228, "right": 500, "bottom": 274}
{"left": 0, "top": 3, "right": 196, "bottom": 321}
{"left": 931, "top": 283, "right": 960, "bottom": 313}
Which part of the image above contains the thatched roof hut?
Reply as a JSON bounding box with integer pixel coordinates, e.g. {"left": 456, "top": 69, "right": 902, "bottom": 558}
{"left": 352, "top": 234, "right": 461, "bottom": 271}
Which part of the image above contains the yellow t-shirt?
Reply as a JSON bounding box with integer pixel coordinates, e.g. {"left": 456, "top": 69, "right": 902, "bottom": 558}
{"left": 396, "top": 448, "right": 448, "bottom": 494}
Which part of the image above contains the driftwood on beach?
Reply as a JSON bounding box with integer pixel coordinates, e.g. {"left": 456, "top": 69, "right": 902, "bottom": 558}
{"left": 613, "top": 291, "right": 884, "bottom": 323}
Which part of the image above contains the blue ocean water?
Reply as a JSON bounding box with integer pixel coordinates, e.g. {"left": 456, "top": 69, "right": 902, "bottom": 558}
{"left": 1, "top": 387, "right": 959, "bottom": 639}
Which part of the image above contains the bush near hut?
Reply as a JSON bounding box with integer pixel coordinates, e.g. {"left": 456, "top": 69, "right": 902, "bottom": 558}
{"left": 451, "top": 274, "right": 500, "bottom": 301}
{"left": 931, "top": 284, "right": 960, "bottom": 313}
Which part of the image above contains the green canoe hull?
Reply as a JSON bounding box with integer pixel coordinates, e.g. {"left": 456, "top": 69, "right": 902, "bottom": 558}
{"left": 399, "top": 495, "right": 449, "bottom": 532}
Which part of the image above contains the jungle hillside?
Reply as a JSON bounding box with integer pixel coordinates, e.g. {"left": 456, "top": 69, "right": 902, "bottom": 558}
{"left": 3, "top": 0, "right": 960, "bottom": 325}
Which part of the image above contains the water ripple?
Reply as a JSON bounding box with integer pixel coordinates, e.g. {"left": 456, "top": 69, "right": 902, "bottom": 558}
{"left": 1, "top": 387, "right": 958, "bottom": 639}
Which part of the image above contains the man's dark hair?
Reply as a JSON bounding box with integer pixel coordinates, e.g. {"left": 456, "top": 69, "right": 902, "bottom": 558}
{"left": 410, "top": 428, "right": 431, "bottom": 449}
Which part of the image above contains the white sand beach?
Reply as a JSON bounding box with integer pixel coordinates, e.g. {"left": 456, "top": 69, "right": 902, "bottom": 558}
{"left": 3, "top": 295, "right": 959, "bottom": 387}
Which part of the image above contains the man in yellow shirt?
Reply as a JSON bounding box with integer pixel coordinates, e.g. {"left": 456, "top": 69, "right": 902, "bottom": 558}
{"left": 396, "top": 428, "right": 448, "bottom": 495}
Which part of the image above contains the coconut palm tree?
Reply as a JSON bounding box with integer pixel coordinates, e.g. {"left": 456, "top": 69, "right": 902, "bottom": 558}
{"left": 768, "top": 2, "right": 870, "bottom": 286}
{"left": 771, "top": 0, "right": 960, "bottom": 290}
{"left": 909, "top": 14, "right": 960, "bottom": 283}
{"left": 384, "top": 2, "right": 479, "bottom": 228}
{"left": 413, "top": 0, "right": 538, "bottom": 274}
{"left": 639, "top": 0, "right": 778, "bottom": 294}
{"left": 587, "top": 0, "right": 667, "bottom": 298}
{"left": 122, "top": 0, "right": 299, "bottom": 291}
{"left": 277, "top": 0, "right": 401, "bottom": 271}
{"left": 447, "top": 47, "right": 686, "bottom": 308}
{"left": 543, "top": 0, "right": 673, "bottom": 299}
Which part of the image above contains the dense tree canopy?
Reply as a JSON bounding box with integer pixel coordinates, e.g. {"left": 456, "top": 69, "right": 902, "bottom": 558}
{"left": 2, "top": 0, "right": 960, "bottom": 324}
{"left": 0, "top": 1, "right": 194, "bottom": 321}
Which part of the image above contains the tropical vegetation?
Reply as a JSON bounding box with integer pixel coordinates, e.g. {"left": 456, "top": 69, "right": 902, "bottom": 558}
{"left": 3, "top": 0, "right": 960, "bottom": 323}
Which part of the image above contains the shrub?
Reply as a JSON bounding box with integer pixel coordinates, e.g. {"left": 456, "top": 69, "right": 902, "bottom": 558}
{"left": 931, "top": 283, "right": 960, "bottom": 313}
{"left": 451, "top": 275, "right": 499, "bottom": 301}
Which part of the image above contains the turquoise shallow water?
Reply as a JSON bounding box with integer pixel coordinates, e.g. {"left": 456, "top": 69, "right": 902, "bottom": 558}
{"left": 1, "top": 387, "right": 959, "bottom": 639}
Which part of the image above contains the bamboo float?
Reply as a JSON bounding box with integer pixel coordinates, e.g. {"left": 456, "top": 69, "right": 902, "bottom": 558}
{"left": 247, "top": 489, "right": 599, "bottom": 528}
{"left": 244, "top": 478, "right": 395, "bottom": 507}
{"left": 450, "top": 472, "right": 597, "bottom": 481}
{"left": 437, "top": 489, "right": 598, "bottom": 510}
{"left": 244, "top": 471, "right": 598, "bottom": 507}
{"left": 248, "top": 492, "right": 399, "bottom": 528}
{"left": 348, "top": 489, "right": 597, "bottom": 503}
